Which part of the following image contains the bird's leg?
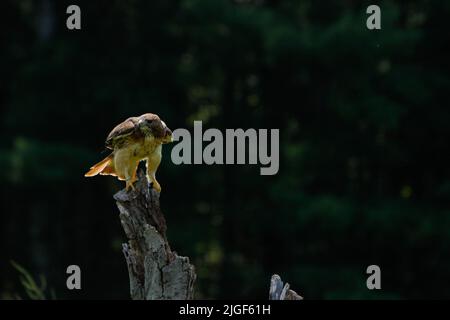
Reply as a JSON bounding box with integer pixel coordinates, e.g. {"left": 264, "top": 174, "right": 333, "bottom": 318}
{"left": 125, "top": 179, "right": 136, "bottom": 191}
{"left": 149, "top": 175, "right": 161, "bottom": 193}
{"left": 146, "top": 169, "right": 161, "bottom": 193}
{"left": 125, "top": 162, "right": 138, "bottom": 191}
{"left": 146, "top": 156, "right": 162, "bottom": 193}
{"left": 125, "top": 173, "right": 136, "bottom": 191}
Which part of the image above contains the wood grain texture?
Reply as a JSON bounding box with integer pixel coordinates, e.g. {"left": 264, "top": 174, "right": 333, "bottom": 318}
{"left": 113, "top": 167, "right": 301, "bottom": 301}
{"left": 114, "top": 167, "right": 196, "bottom": 300}
{"left": 269, "top": 274, "right": 303, "bottom": 300}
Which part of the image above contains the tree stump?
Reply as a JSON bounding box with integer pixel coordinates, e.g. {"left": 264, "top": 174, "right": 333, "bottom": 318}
{"left": 114, "top": 168, "right": 196, "bottom": 300}
{"left": 113, "top": 167, "right": 301, "bottom": 301}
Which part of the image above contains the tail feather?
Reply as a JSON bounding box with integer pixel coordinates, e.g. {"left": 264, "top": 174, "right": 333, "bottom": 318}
{"left": 85, "top": 154, "right": 114, "bottom": 177}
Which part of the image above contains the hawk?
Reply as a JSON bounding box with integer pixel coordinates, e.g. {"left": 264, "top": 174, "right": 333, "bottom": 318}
{"left": 85, "top": 113, "right": 173, "bottom": 192}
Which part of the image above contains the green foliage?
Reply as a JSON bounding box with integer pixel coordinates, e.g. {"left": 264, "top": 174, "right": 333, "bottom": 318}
{"left": 10, "top": 261, "right": 55, "bottom": 300}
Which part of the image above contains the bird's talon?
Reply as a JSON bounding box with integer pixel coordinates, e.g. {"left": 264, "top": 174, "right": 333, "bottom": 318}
{"left": 152, "top": 182, "right": 161, "bottom": 193}
{"left": 126, "top": 180, "right": 136, "bottom": 191}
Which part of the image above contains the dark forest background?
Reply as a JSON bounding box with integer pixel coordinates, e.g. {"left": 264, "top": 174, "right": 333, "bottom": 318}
{"left": 1, "top": 0, "right": 449, "bottom": 299}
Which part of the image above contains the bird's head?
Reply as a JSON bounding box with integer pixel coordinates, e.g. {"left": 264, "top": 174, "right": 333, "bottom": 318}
{"left": 138, "top": 113, "right": 173, "bottom": 143}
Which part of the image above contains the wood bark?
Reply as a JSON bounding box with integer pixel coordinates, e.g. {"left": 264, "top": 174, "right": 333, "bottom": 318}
{"left": 269, "top": 274, "right": 303, "bottom": 300}
{"left": 114, "top": 168, "right": 196, "bottom": 300}
{"left": 114, "top": 168, "right": 301, "bottom": 300}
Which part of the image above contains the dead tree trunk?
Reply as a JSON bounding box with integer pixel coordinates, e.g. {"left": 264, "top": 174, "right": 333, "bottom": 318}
{"left": 113, "top": 168, "right": 196, "bottom": 300}
{"left": 113, "top": 168, "right": 302, "bottom": 300}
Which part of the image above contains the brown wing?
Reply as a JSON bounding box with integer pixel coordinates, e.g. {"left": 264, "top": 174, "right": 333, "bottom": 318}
{"left": 105, "top": 117, "right": 140, "bottom": 149}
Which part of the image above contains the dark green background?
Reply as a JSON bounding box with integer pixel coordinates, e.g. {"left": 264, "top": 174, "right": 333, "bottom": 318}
{"left": 1, "top": 0, "right": 449, "bottom": 299}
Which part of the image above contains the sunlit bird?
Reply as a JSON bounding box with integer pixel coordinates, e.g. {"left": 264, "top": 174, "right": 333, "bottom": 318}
{"left": 85, "top": 113, "right": 173, "bottom": 192}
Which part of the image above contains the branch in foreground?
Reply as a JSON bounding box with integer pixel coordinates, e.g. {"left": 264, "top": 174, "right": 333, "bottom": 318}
{"left": 114, "top": 168, "right": 196, "bottom": 300}
{"left": 269, "top": 274, "right": 303, "bottom": 300}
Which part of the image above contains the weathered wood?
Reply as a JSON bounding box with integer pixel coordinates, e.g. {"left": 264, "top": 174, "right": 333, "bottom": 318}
{"left": 113, "top": 167, "right": 302, "bottom": 301}
{"left": 269, "top": 274, "right": 303, "bottom": 300}
{"left": 114, "top": 167, "right": 196, "bottom": 300}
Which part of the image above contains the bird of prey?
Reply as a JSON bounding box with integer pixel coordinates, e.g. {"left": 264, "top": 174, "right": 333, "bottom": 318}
{"left": 85, "top": 113, "right": 173, "bottom": 192}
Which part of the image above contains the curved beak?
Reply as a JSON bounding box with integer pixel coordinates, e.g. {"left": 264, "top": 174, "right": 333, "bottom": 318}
{"left": 162, "top": 126, "right": 173, "bottom": 143}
